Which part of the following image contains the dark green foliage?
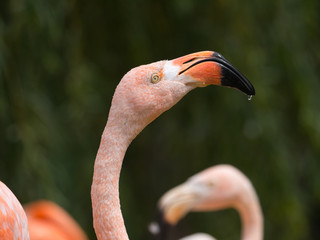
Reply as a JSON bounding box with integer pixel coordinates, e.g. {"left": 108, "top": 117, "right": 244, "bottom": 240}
{"left": 1, "top": 0, "right": 320, "bottom": 239}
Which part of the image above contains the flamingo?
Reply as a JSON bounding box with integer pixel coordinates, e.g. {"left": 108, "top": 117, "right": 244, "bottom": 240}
{"left": 91, "top": 51, "right": 254, "bottom": 239}
{"left": 0, "top": 184, "right": 88, "bottom": 240}
{"left": 24, "top": 200, "right": 88, "bottom": 240}
{"left": 0, "top": 51, "right": 255, "bottom": 239}
{"left": 0, "top": 181, "right": 29, "bottom": 239}
{"left": 155, "top": 165, "right": 263, "bottom": 240}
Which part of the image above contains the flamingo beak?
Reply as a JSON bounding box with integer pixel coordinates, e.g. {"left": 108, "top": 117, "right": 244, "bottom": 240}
{"left": 157, "top": 183, "right": 200, "bottom": 225}
{"left": 172, "top": 51, "right": 255, "bottom": 96}
{"left": 149, "top": 183, "right": 199, "bottom": 240}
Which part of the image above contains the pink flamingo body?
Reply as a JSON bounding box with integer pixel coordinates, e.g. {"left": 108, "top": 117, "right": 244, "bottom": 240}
{"left": 158, "top": 165, "right": 263, "bottom": 240}
{"left": 0, "top": 51, "right": 254, "bottom": 240}
{"left": 0, "top": 182, "right": 87, "bottom": 240}
{"left": 0, "top": 181, "right": 29, "bottom": 240}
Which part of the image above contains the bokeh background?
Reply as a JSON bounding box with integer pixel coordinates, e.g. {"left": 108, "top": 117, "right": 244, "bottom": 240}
{"left": 1, "top": 0, "right": 320, "bottom": 239}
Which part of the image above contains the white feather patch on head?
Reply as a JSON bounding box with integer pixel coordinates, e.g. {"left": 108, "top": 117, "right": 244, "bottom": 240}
{"left": 163, "top": 61, "right": 180, "bottom": 81}
{"left": 163, "top": 60, "right": 199, "bottom": 86}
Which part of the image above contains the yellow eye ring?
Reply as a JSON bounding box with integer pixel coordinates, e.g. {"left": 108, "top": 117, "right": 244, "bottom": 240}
{"left": 151, "top": 73, "right": 161, "bottom": 84}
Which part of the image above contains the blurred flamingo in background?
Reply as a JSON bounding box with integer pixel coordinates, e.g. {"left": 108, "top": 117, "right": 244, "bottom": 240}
{"left": 154, "top": 165, "right": 263, "bottom": 240}
{"left": 0, "top": 182, "right": 87, "bottom": 240}
{"left": 178, "top": 233, "right": 216, "bottom": 240}
{"left": 24, "top": 200, "right": 88, "bottom": 240}
{"left": 0, "top": 51, "right": 255, "bottom": 240}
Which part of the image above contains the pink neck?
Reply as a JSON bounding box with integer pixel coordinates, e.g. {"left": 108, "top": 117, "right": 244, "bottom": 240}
{"left": 236, "top": 187, "right": 263, "bottom": 240}
{"left": 91, "top": 105, "right": 144, "bottom": 240}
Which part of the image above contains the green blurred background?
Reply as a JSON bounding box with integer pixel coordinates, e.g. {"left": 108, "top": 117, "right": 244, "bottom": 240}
{"left": 1, "top": 0, "right": 320, "bottom": 239}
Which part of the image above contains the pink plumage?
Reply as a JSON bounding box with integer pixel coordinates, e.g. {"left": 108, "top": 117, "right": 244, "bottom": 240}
{"left": 0, "top": 181, "right": 29, "bottom": 240}
{"left": 0, "top": 182, "right": 88, "bottom": 240}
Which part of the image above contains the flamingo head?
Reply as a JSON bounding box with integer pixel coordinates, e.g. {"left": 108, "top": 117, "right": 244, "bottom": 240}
{"left": 109, "top": 51, "right": 255, "bottom": 138}
{"left": 157, "top": 165, "right": 253, "bottom": 225}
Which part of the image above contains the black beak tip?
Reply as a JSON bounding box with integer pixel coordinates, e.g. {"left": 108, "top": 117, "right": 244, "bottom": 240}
{"left": 149, "top": 209, "right": 172, "bottom": 240}
{"left": 221, "top": 68, "right": 256, "bottom": 96}
{"left": 249, "top": 87, "right": 256, "bottom": 96}
{"left": 209, "top": 53, "right": 255, "bottom": 96}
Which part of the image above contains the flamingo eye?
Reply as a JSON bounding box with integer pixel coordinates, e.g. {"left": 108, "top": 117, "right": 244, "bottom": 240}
{"left": 151, "top": 73, "right": 161, "bottom": 84}
{"left": 206, "top": 181, "right": 215, "bottom": 188}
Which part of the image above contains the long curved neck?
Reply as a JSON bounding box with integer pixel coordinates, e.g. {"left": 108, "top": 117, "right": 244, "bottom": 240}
{"left": 91, "top": 109, "right": 143, "bottom": 240}
{"left": 236, "top": 185, "right": 263, "bottom": 240}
